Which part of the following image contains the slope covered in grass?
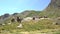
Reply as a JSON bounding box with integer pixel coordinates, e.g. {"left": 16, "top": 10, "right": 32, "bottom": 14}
{"left": 0, "top": 19, "right": 60, "bottom": 34}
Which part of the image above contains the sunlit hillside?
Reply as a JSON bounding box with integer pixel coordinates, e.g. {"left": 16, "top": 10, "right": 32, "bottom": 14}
{"left": 0, "top": 0, "right": 60, "bottom": 34}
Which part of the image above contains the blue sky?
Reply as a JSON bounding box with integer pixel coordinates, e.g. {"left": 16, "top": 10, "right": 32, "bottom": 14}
{"left": 0, "top": 0, "right": 51, "bottom": 16}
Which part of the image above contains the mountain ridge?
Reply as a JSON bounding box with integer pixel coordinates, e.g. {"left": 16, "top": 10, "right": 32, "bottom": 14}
{"left": 0, "top": 0, "right": 60, "bottom": 23}
{"left": 41, "top": 0, "right": 60, "bottom": 18}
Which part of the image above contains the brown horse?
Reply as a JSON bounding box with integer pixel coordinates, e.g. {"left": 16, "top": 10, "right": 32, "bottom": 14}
{"left": 16, "top": 17, "right": 23, "bottom": 23}
{"left": 32, "top": 17, "right": 35, "bottom": 20}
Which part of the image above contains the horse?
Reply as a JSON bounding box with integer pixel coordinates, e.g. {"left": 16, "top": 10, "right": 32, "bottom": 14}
{"left": 16, "top": 17, "right": 23, "bottom": 23}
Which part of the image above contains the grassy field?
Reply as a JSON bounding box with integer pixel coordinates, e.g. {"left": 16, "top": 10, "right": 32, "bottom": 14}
{"left": 0, "top": 19, "right": 60, "bottom": 34}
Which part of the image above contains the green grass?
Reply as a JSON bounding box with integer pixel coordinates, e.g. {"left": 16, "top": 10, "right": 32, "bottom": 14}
{"left": 0, "top": 19, "right": 60, "bottom": 34}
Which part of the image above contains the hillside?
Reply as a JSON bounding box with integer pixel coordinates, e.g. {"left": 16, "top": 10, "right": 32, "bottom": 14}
{"left": 0, "top": 0, "right": 60, "bottom": 20}
{"left": 0, "top": 0, "right": 60, "bottom": 34}
{"left": 0, "top": 19, "right": 60, "bottom": 34}
{"left": 39, "top": 0, "right": 60, "bottom": 18}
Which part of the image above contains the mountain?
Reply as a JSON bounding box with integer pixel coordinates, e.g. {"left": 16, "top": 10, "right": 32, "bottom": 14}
{"left": 40, "top": 0, "right": 60, "bottom": 18}
{"left": 0, "top": 0, "right": 60, "bottom": 23}
{"left": 0, "top": 0, "right": 60, "bottom": 33}
{"left": 23, "top": 10, "right": 41, "bottom": 17}
{"left": 0, "top": 10, "right": 41, "bottom": 24}
{"left": 48, "top": 0, "right": 60, "bottom": 9}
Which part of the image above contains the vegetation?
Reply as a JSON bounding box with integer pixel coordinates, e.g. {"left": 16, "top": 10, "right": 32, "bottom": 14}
{"left": 0, "top": 19, "right": 60, "bottom": 34}
{"left": 0, "top": 0, "right": 60, "bottom": 34}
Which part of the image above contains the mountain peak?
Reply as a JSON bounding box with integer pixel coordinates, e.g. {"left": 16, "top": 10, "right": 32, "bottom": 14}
{"left": 47, "top": 0, "right": 60, "bottom": 9}
{"left": 42, "top": 0, "right": 60, "bottom": 18}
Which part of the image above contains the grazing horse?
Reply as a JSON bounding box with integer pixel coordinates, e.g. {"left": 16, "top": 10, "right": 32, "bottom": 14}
{"left": 16, "top": 17, "right": 23, "bottom": 28}
{"left": 16, "top": 17, "right": 23, "bottom": 23}
{"left": 33, "top": 17, "right": 35, "bottom": 20}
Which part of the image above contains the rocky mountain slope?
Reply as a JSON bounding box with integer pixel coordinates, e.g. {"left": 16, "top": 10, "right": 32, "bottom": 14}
{"left": 41, "top": 0, "right": 60, "bottom": 18}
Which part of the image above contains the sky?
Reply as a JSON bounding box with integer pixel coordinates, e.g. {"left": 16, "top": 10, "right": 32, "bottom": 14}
{"left": 0, "top": 0, "right": 51, "bottom": 16}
